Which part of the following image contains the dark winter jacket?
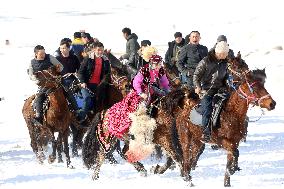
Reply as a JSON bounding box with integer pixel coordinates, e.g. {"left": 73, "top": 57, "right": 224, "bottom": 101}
{"left": 122, "top": 33, "right": 140, "bottom": 65}
{"left": 165, "top": 38, "right": 185, "bottom": 66}
{"left": 177, "top": 43, "right": 208, "bottom": 75}
{"left": 193, "top": 50, "right": 228, "bottom": 96}
{"left": 55, "top": 53, "right": 80, "bottom": 76}
{"left": 29, "top": 54, "right": 63, "bottom": 80}
{"left": 78, "top": 55, "right": 111, "bottom": 84}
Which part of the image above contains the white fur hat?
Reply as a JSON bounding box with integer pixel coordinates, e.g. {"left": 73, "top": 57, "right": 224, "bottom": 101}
{"left": 215, "top": 41, "right": 229, "bottom": 54}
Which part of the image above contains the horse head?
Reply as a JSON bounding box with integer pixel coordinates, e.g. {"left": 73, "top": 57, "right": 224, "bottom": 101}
{"left": 228, "top": 52, "right": 249, "bottom": 81}
{"left": 110, "top": 66, "right": 130, "bottom": 97}
{"left": 163, "top": 63, "right": 181, "bottom": 88}
{"left": 34, "top": 65, "right": 62, "bottom": 89}
{"left": 237, "top": 68, "right": 276, "bottom": 110}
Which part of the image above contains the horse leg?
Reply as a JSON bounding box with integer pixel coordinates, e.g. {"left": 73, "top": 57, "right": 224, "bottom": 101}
{"left": 151, "top": 156, "right": 174, "bottom": 174}
{"left": 220, "top": 139, "right": 240, "bottom": 187}
{"left": 70, "top": 124, "right": 79, "bottom": 157}
{"left": 56, "top": 133, "right": 64, "bottom": 163}
{"left": 92, "top": 149, "right": 105, "bottom": 180}
{"left": 190, "top": 141, "right": 205, "bottom": 170}
{"left": 48, "top": 135, "right": 57, "bottom": 163}
{"left": 62, "top": 130, "right": 73, "bottom": 168}
{"left": 33, "top": 126, "right": 45, "bottom": 164}
{"left": 122, "top": 141, "right": 147, "bottom": 176}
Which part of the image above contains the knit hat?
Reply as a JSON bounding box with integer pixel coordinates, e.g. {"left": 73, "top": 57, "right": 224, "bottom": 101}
{"left": 150, "top": 54, "right": 163, "bottom": 64}
{"left": 174, "top": 32, "right": 182, "bottom": 38}
{"left": 217, "top": 35, "right": 227, "bottom": 42}
{"left": 81, "top": 32, "right": 92, "bottom": 40}
{"left": 215, "top": 41, "right": 229, "bottom": 54}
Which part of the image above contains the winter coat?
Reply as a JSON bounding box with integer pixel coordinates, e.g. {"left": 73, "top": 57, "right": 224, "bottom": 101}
{"left": 78, "top": 55, "right": 111, "bottom": 84}
{"left": 193, "top": 50, "right": 228, "bottom": 96}
{"left": 165, "top": 38, "right": 185, "bottom": 66}
{"left": 121, "top": 33, "right": 140, "bottom": 66}
{"left": 177, "top": 43, "right": 208, "bottom": 75}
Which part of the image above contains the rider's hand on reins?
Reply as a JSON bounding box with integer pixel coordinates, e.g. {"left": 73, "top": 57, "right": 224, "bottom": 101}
{"left": 139, "top": 93, "right": 148, "bottom": 100}
{"left": 195, "top": 87, "right": 201, "bottom": 95}
{"left": 80, "top": 83, "right": 87, "bottom": 88}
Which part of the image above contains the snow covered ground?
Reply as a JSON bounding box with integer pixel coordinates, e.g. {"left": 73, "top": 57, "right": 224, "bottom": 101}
{"left": 0, "top": 0, "right": 284, "bottom": 188}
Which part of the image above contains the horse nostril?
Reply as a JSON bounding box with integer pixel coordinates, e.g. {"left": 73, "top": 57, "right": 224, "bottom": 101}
{"left": 270, "top": 100, "right": 276, "bottom": 110}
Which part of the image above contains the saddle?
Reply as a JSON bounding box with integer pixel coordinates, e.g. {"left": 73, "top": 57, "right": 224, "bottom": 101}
{"left": 189, "top": 92, "right": 228, "bottom": 128}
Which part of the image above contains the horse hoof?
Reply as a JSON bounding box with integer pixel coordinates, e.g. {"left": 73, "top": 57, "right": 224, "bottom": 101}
{"left": 92, "top": 174, "right": 99, "bottom": 180}
{"left": 150, "top": 164, "right": 160, "bottom": 174}
{"left": 68, "top": 164, "right": 75, "bottom": 169}
{"left": 48, "top": 155, "right": 56, "bottom": 164}
{"left": 58, "top": 159, "right": 64, "bottom": 163}
{"left": 139, "top": 170, "right": 147, "bottom": 177}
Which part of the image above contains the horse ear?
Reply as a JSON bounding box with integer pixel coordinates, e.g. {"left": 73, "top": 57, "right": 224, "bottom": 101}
{"left": 55, "top": 64, "right": 61, "bottom": 73}
{"left": 237, "top": 51, "right": 241, "bottom": 59}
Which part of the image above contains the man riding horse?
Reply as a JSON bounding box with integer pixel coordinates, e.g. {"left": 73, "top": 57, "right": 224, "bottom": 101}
{"left": 193, "top": 41, "right": 230, "bottom": 142}
{"left": 29, "top": 45, "right": 63, "bottom": 126}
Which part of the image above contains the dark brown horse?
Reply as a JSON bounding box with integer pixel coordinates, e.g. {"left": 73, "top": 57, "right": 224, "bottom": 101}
{"left": 81, "top": 87, "right": 198, "bottom": 180}
{"left": 174, "top": 68, "right": 276, "bottom": 186}
{"left": 22, "top": 65, "right": 73, "bottom": 167}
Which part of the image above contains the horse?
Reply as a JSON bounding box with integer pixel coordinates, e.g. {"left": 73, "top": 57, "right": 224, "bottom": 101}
{"left": 22, "top": 65, "right": 73, "bottom": 167}
{"left": 81, "top": 86, "right": 201, "bottom": 180}
{"left": 174, "top": 68, "right": 276, "bottom": 186}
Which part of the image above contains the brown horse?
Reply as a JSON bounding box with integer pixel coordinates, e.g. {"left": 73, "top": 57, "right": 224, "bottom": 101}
{"left": 22, "top": 66, "right": 73, "bottom": 167}
{"left": 174, "top": 68, "right": 276, "bottom": 186}
{"left": 81, "top": 87, "right": 199, "bottom": 180}
{"left": 163, "top": 63, "right": 181, "bottom": 88}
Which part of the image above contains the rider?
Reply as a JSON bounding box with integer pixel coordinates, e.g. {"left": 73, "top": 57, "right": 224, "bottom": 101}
{"left": 193, "top": 41, "right": 230, "bottom": 142}
{"left": 55, "top": 40, "right": 86, "bottom": 122}
{"left": 29, "top": 45, "right": 63, "bottom": 126}
{"left": 133, "top": 54, "right": 170, "bottom": 107}
{"left": 107, "top": 54, "right": 170, "bottom": 138}
{"left": 77, "top": 41, "right": 111, "bottom": 121}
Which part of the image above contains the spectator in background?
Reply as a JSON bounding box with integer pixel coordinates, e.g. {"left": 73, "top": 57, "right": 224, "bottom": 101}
{"left": 165, "top": 32, "right": 185, "bottom": 68}
{"left": 120, "top": 27, "right": 140, "bottom": 69}
{"left": 138, "top": 40, "right": 152, "bottom": 68}
{"left": 71, "top": 32, "right": 84, "bottom": 62}
{"left": 177, "top": 31, "right": 208, "bottom": 88}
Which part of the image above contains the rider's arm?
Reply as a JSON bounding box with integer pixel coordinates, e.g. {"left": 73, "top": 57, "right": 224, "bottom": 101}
{"left": 159, "top": 74, "right": 170, "bottom": 91}
{"left": 132, "top": 72, "right": 144, "bottom": 95}
{"left": 193, "top": 59, "right": 206, "bottom": 89}
{"left": 28, "top": 63, "right": 37, "bottom": 81}
{"left": 50, "top": 55, "right": 63, "bottom": 72}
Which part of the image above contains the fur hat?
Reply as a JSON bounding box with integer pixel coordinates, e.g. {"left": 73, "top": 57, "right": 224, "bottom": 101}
{"left": 215, "top": 41, "right": 229, "bottom": 54}
{"left": 217, "top": 35, "right": 227, "bottom": 42}
{"left": 174, "top": 32, "right": 182, "bottom": 38}
{"left": 150, "top": 54, "right": 163, "bottom": 64}
{"left": 142, "top": 46, "right": 158, "bottom": 62}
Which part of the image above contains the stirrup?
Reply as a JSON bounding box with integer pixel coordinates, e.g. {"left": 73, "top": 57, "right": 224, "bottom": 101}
{"left": 201, "top": 133, "right": 211, "bottom": 143}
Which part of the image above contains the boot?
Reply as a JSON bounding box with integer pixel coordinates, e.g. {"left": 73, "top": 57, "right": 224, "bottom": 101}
{"left": 201, "top": 126, "right": 211, "bottom": 143}
{"left": 75, "top": 110, "right": 87, "bottom": 123}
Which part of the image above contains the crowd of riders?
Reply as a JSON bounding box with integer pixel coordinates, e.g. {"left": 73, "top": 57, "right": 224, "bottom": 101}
{"left": 29, "top": 28, "right": 235, "bottom": 142}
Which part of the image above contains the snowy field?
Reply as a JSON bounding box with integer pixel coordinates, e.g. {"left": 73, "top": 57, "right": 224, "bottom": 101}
{"left": 0, "top": 0, "right": 284, "bottom": 188}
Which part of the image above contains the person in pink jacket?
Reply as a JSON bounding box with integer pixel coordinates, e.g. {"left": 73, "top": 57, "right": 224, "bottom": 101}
{"left": 133, "top": 54, "right": 170, "bottom": 104}
{"left": 106, "top": 54, "right": 170, "bottom": 138}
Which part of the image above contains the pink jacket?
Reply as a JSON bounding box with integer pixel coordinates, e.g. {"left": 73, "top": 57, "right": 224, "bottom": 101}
{"left": 133, "top": 69, "right": 170, "bottom": 94}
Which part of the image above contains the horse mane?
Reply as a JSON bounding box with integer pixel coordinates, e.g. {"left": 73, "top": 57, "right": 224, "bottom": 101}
{"left": 160, "top": 87, "right": 198, "bottom": 115}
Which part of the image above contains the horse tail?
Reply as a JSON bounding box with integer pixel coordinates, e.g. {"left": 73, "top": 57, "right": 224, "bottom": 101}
{"left": 170, "top": 118, "right": 183, "bottom": 163}
{"left": 82, "top": 111, "right": 102, "bottom": 169}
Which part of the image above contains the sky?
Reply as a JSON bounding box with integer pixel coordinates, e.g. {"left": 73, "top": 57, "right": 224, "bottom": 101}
{"left": 0, "top": 0, "right": 284, "bottom": 188}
